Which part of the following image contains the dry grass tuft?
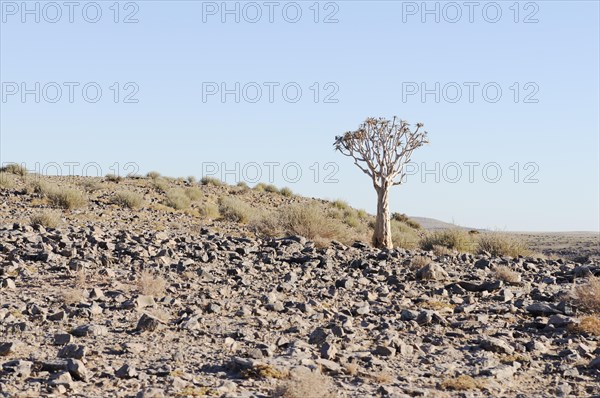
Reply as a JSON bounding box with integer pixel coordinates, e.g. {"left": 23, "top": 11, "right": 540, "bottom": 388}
{"left": 391, "top": 212, "right": 421, "bottom": 229}
{"left": 1, "top": 163, "right": 28, "bottom": 176}
{"left": 62, "top": 289, "right": 84, "bottom": 305}
{"left": 146, "top": 171, "right": 161, "bottom": 179}
{"left": 113, "top": 191, "right": 144, "bottom": 209}
{"left": 242, "top": 364, "right": 286, "bottom": 380}
{"left": 409, "top": 255, "right": 431, "bottom": 270}
{"left": 391, "top": 219, "right": 420, "bottom": 249}
{"left": 165, "top": 189, "right": 191, "bottom": 210}
{"left": 440, "top": 375, "right": 483, "bottom": 391}
{"left": 432, "top": 245, "right": 453, "bottom": 257}
{"left": 420, "top": 229, "right": 472, "bottom": 252}
{"left": 492, "top": 265, "right": 521, "bottom": 284}
{"left": 0, "top": 172, "right": 16, "bottom": 189}
{"left": 219, "top": 197, "right": 253, "bottom": 223}
{"left": 199, "top": 202, "right": 220, "bottom": 219}
{"left": 569, "top": 316, "right": 600, "bottom": 336}
{"left": 343, "top": 362, "right": 359, "bottom": 376}
{"left": 273, "top": 369, "right": 337, "bottom": 398}
{"left": 258, "top": 204, "right": 347, "bottom": 243}
{"left": 137, "top": 270, "right": 167, "bottom": 297}
{"left": 280, "top": 187, "right": 294, "bottom": 197}
{"left": 184, "top": 187, "right": 203, "bottom": 201}
{"left": 48, "top": 188, "right": 88, "bottom": 210}
{"left": 105, "top": 173, "right": 123, "bottom": 183}
{"left": 571, "top": 276, "right": 600, "bottom": 313}
{"left": 80, "top": 180, "right": 103, "bottom": 193}
{"left": 30, "top": 211, "right": 62, "bottom": 229}
{"left": 477, "top": 233, "right": 530, "bottom": 257}
{"left": 200, "top": 176, "right": 223, "bottom": 186}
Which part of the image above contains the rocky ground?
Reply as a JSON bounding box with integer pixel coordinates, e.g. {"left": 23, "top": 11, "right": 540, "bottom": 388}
{"left": 0, "top": 174, "right": 599, "bottom": 397}
{"left": 0, "top": 223, "right": 599, "bottom": 397}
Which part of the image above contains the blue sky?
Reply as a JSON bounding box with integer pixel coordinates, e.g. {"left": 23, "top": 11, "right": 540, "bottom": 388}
{"left": 1, "top": 0, "right": 599, "bottom": 231}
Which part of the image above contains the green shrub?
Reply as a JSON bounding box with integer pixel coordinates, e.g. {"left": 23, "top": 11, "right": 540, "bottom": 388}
{"left": 105, "top": 173, "right": 123, "bottom": 183}
{"left": 184, "top": 187, "right": 203, "bottom": 201}
{"left": 218, "top": 197, "right": 253, "bottom": 223}
{"left": 113, "top": 190, "right": 144, "bottom": 209}
{"left": 30, "top": 211, "right": 62, "bottom": 228}
{"left": 420, "top": 229, "right": 472, "bottom": 252}
{"left": 1, "top": 163, "right": 27, "bottom": 176}
{"left": 0, "top": 172, "right": 16, "bottom": 189}
{"left": 146, "top": 171, "right": 161, "bottom": 179}
{"left": 280, "top": 187, "right": 293, "bottom": 197}
{"left": 200, "top": 176, "right": 223, "bottom": 186}
{"left": 165, "top": 189, "right": 191, "bottom": 210}
{"left": 392, "top": 212, "right": 421, "bottom": 229}
{"left": 48, "top": 188, "right": 88, "bottom": 210}
{"left": 477, "top": 234, "right": 530, "bottom": 257}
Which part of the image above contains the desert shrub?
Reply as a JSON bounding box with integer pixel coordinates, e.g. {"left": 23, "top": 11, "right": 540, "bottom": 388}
{"left": 113, "top": 190, "right": 144, "bottom": 209}
{"left": 264, "top": 184, "right": 279, "bottom": 193}
{"left": 492, "top": 265, "right": 521, "bottom": 284}
{"left": 146, "top": 171, "right": 161, "bottom": 179}
{"left": 199, "top": 202, "right": 220, "bottom": 219}
{"left": 420, "top": 229, "right": 472, "bottom": 252}
{"left": 1, "top": 163, "right": 27, "bottom": 176}
{"left": 28, "top": 179, "right": 56, "bottom": 196}
{"left": 333, "top": 199, "right": 350, "bottom": 211}
{"left": 254, "top": 182, "right": 267, "bottom": 191}
{"left": 236, "top": 181, "right": 249, "bottom": 190}
{"left": 218, "top": 197, "right": 253, "bottom": 223}
{"left": 273, "top": 369, "right": 337, "bottom": 398}
{"left": 152, "top": 178, "right": 169, "bottom": 192}
{"left": 30, "top": 211, "right": 62, "bottom": 229}
{"left": 410, "top": 255, "right": 431, "bottom": 270}
{"left": 432, "top": 245, "right": 453, "bottom": 256}
{"left": 165, "top": 189, "right": 191, "bottom": 210}
{"left": 391, "top": 219, "right": 420, "bottom": 249}
{"left": 440, "top": 375, "right": 483, "bottom": 391}
{"left": 0, "top": 172, "right": 16, "bottom": 189}
{"left": 48, "top": 188, "right": 88, "bottom": 210}
{"left": 184, "top": 187, "right": 203, "bottom": 201}
{"left": 256, "top": 204, "right": 348, "bottom": 243}
{"left": 137, "top": 270, "right": 166, "bottom": 297}
{"left": 477, "top": 233, "right": 530, "bottom": 257}
{"left": 343, "top": 211, "right": 360, "bottom": 228}
{"left": 80, "top": 180, "right": 103, "bottom": 192}
{"left": 200, "top": 176, "right": 223, "bottom": 186}
{"left": 570, "top": 276, "right": 600, "bottom": 313}
{"left": 392, "top": 212, "right": 421, "bottom": 229}
{"left": 569, "top": 316, "right": 600, "bottom": 336}
{"left": 105, "top": 173, "right": 123, "bottom": 183}
{"left": 356, "top": 209, "right": 369, "bottom": 219}
{"left": 187, "top": 176, "right": 197, "bottom": 184}
{"left": 280, "top": 187, "right": 293, "bottom": 197}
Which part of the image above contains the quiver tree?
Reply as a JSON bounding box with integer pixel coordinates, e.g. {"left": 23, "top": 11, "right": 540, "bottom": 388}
{"left": 334, "top": 117, "right": 428, "bottom": 249}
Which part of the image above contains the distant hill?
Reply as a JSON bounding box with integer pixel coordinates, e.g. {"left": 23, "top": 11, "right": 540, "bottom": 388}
{"left": 409, "top": 216, "right": 478, "bottom": 231}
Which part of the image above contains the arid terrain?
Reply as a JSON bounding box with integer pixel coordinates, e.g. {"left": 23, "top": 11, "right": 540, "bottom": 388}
{"left": 0, "top": 170, "right": 599, "bottom": 397}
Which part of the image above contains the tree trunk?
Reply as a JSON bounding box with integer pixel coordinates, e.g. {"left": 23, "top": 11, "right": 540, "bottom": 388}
{"left": 373, "top": 185, "right": 392, "bottom": 249}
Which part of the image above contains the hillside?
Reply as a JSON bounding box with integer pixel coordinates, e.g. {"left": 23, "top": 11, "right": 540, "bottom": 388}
{"left": 0, "top": 170, "right": 599, "bottom": 397}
